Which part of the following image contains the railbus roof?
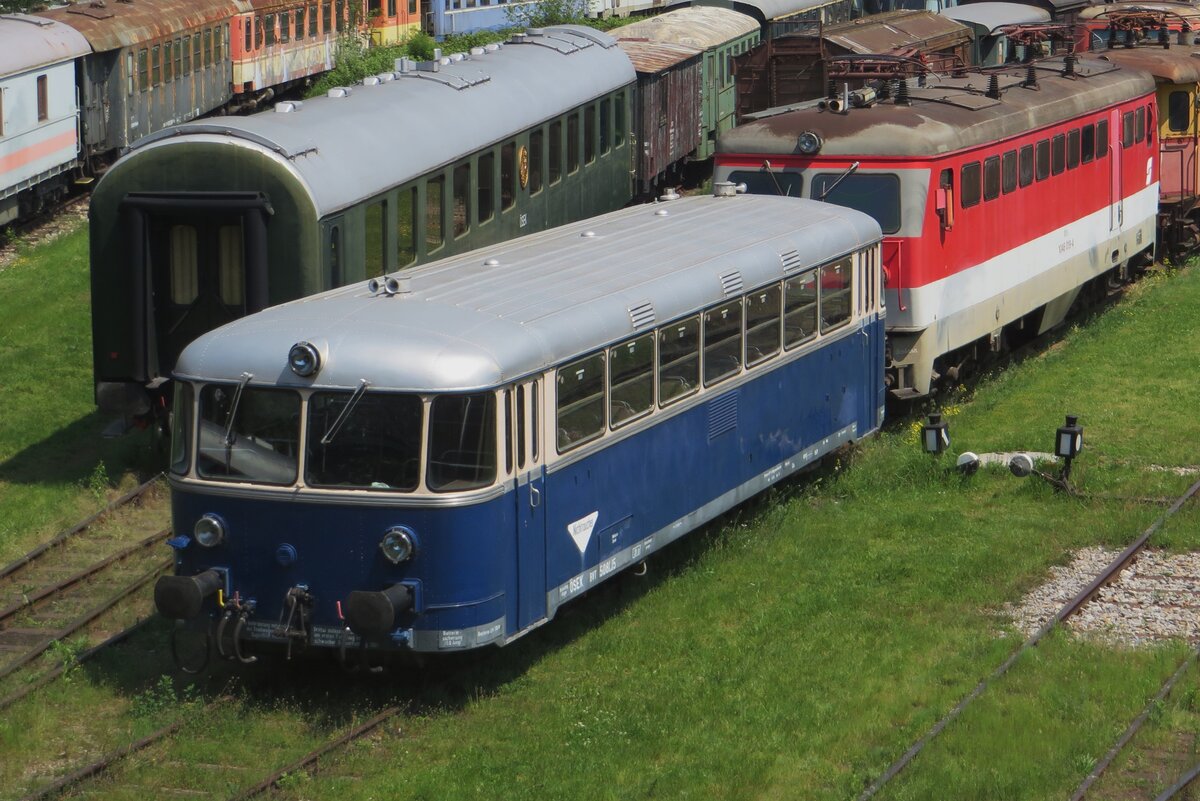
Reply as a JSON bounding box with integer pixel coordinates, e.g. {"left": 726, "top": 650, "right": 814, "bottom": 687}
{"left": 124, "top": 26, "right": 635, "bottom": 216}
{"left": 175, "top": 194, "right": 881, "bottom": 392}
{"left": 0, "top": 13, "right": 90, "bottom": 75}
{"left": 719, "top": 55, "right": 1155, "bottom": 158}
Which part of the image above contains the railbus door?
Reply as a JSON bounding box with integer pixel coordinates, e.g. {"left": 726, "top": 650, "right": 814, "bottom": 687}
{"left": 1111, "top": 108, "right": 1124, "bottom": 232}
{"left": 513, "top": 380, "right": 547, "bottom": 630}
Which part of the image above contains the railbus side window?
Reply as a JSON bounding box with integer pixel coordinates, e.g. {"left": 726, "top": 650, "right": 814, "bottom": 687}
{"left": 478, "top": 152, "right": 495, "bottom": 223}
{"left": 1067, "top": 129, "right": 1080, "bottom": 170}
{"left": 1097, "top": 119, "right": 1109, "bottom": 158}
{"left": 453, "top": 163, "right": 469, "bottom": 238}
{"left": 529, "top": 128, "right": 544, "bottom": 194}
{"left": 983, "top": 156, "right": 1000, "bottom": 201}
{"left": 1051, "top": 134, "right": 1065, "bottom": 175}
{"left": 1168, "top": 92, "right": 1190, "bottom": 133}
{"left": 397, "top": 186, "right": 416, "bottom": 267}
{"left": 703, "top": 300, "right": 743, "bottom": 387}
{"left": 557, "top": 353, "right": 606, "bottom": 452}
{"left": 549, "top": 120, "right": 563, "bottom": 184}
{"left": 745, "top": 284, "right": 782, "bottom": 367}
{"left": 170, "top": 382, "right": 194, "bottom": 475}
{"left": 820, "top": 259, "right": 852, "bottom": 332}
{"left": 428, "top": 393, "right": 497, "bottom": 491}
{"left": 609, "top": 334, "right": 654, "bottom": 428}
{"left": 426, "top": 175, "right": 444, "bottom": 251}
{"left": 501, "top": 141, "right": 516, "bottom": 211}
{"left": 658, "top": 316, "right": 700, "bottom": 406}
{"left": 504, "top": 389, "right": 514, "bottom": 475}
{"left": 1081, "top": 124, "right": 1095, "bottom": 163}
{"left": 783, "top": 269, "right": 817, "bottom": 347}
{"left": 1018, "top": 144, "right": 1033, "bottom": 187}
{"left": 365, "top": 199, "right": 386, "bottom": 276}
{"left": 531, "top": 382, "right": 539, "bottom": 461}
{"left": 960, "top": 161, "right": 981, "bottom": 208}
{"left": 614, "top": 92, "right": 625, "bottom": 149}
{"left": 1035, "top": 139, "right": 1050, "bottom": 180}
{"left": 567, "top": 113, "right": 580, "bottom": 174}
{"left": 1001, "top": 150, "right": 1016, "bottom": 194}
{"left": 516, "top": 385, "right": 526, "bottom": 469}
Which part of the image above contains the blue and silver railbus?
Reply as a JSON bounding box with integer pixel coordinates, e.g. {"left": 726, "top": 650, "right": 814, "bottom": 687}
{"left": 154, "top": 189, "right": 885, "bottom": 661}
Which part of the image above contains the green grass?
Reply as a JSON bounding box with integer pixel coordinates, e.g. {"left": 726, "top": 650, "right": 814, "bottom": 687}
{"left": 0, "top": 224, "right": 155, "bottom": 563}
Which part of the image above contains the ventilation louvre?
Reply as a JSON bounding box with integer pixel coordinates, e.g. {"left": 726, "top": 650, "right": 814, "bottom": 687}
{"left": 628, "top": 301, "right": 656, "bottom": 330}
{"left": 707, "top": 392, "right": 739, "bottom": 440}
{"left": 720, "top": 271, "right": 743, "bottom": 296}
{"left": 780, "top": 250, "right": 804, "bottom": 273}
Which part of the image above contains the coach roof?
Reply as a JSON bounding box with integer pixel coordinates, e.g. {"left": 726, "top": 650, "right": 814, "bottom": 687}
{"left": 719, "top": 55, "right": 1155, "bottom": 158}
{"left": 175, "top": 194, "right": 882, "bottom": 392}
{"left": 129, "top": 26, "right": 635, "bottom": 216}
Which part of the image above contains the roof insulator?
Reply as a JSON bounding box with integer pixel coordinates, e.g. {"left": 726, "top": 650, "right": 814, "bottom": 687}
{"left": 1024, "top": 63, "right": 1038, "bottom": 89}
{"left": 1063, "top": 54, "right": 1076, "bottom": 77}
{"left": 986, "top": 74, "right": 1001, "bottom": 100}
{"left": 895, "top": 79, "right": 910, "bottom": 106}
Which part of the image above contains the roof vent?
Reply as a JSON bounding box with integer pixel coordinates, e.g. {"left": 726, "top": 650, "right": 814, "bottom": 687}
{"left": 628, "top": 301, "right": 656, "bottom": 330}
{"left": 720, "top": 271, "right": 743, "bottom": 296}
{"left": 780, "top": 250, "right": 804, "bottom": 273}
{"left": 713, "top": 181, "right": 745, "bottom": 198}
{"left": 274, "top": 100, "right": 302, "bottom": 113}
{"left": 327, "top": 86, "right": 352, "bottom": 98}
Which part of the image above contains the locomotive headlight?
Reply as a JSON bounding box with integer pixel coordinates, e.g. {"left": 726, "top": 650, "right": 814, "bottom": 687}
{"left": 380, "top": 526, "right": 416, "bottom": 564}
{"left": 797, "top": 131, "right": 822, "bottom": 155}
{"left": 288, "top": 341, "right": 321, "bottom": 377}
{"left": 194, "top": 514, "right": 226, "bottom": 548}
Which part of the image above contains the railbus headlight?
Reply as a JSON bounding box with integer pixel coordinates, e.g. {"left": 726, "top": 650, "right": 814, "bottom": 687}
{"left": 380, "top": 526, "right": 416, "bottom": 564}
{"left": 797, "top": 131, "right": 822, "bottom": 155}
{"left": 288, "top": 341, "right": 321, "bottom": 377}
{"left": 194, "top": 514, "right": 226, "bottom": 548}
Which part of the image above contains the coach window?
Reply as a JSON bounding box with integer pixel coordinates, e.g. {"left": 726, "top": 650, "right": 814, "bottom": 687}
{"left": 1082, "top": 123, "right": 1095, "bottom": 163}
{"left": 1122, "top": 111, "right": 1134, "bottom": 147}
{"left": 1002, "top": 151, "right": 1016, "bottom": 194}
{"left": 1035, "top": 139, "right": 1050, "bottom": 180}
{"left": 397, "top": 187, "right": 416, "bottom": 266}
{"left": 609, "top": 334, "right": 654, "bottom": 428}
{"left": 820, "top": 259, "right": 852, "bottom": 332}
{"left": 172, "top": 39, "right": 181, "bottom": 80}
{"left": 1017, "top": 144, "right": 1033, "bottom": 187}
{"left": 703, "top": 300, "right": 743, "bottom": 386}
{"left": 557, "top": 352, "right": 606, "bottom": 452}
{"left": 138, "top": 49, "right": 149, "bottom": 90}
{"left": 428, "top": 394, "right": 497, "bottom": 491}
{"left": 329, "top": 226, "right": 341, "bottom": 286}
{"left": 369, "top": 0, "right": 381, "bottom": 15}
{"left": 426, "top": 176, "right": 444, "bottom": 252}
{"left": 192, "top": 34, "right": 201, "bottom": 71}
{"left": 1098, "top": 118, "right": 1109, "bottom": 158}
{"left": 337, "top": 0, "right": 347, "bottom": 32}
{"left": 408, "top": 0, "right": 416, "bottom": 13}
{"left": 501, "top": 142, "right": 516, "bottom": 211}
{"left": 152, "top": 45, "right": 161, "bottom": 86}
{"left": 365, "top": 200, "right": 386, "bottom": 276}
{"left": 585, "top": 105, "right": 597, "bottom": 164}
{"left": 307, "top": 392, "right": 422, "bottom": 491}
{"left": 1051, "top": 134, "right": 1065, "bottom": 175}
{"left": 1067, "top": 129, "right": 1080, "bottom": 169}
{"left": 197, "top": 386, "right": 300, "bottom": 485}
{"left": 659, "top": 316, "right": 700, "bottom": 405}
{"left": 127, "top": 53, "right": 134, "bottom": 95}
{"left": 960, "top": 162, "right": 981, "bottom": 208}
{"left": 1135, "top": 107, "right": 1145, "bottom": 143}
{"left": 265, "top": 14, "right": 277, "bottom": 45}
{"left": 244, "top": 19, "right": 252, "bottom": 51}
{"left": 615, "top": 92, "right": 625, "bottom": 148}
{"left": 983, "top": 156, "right": 1000, "bottom": 201}
{"left": 295, "top": 7, "right": 306, "bottom": 39}
{"left": 218, "top": 225, "right": 244, "bottom": 307}
{"left": 479, "top": 152, "right": 495, "bottom": 223}
{"left": 529, "top": 129, "right": 544, "bottom": 194}
{"left": 600, "top": 98, "right": 611, "bottom": 154}
{"left": 284, "top": 10, "right": 293, "bottom": 42}
{"left": 784, "top": 269, "right": 817, "bottom": 347}
{"left": 323, "top": 2, "right": 332, "bottom": 31}
{"left": 549, "top": 120, "right": 563, "bottom": 184}
{"left": 183, "top": 35, "right": 191, "bottom": 74}
{"left": 255, "top": 17, "right": 264, "bottom": 48}
{"left": 1169, "top": 92, "right": 1190, "bottom": 132}
{"left": 453, "top": 163, "right": 470, "bottom": 238}
{"left": 745, "top": 285, "right": 782, "bottom": 366}
{"left": 309, "top": 5, "right": 318, "bottom": 36}
{"left": 568, "top": 113, "right": 581, "bottom": 174}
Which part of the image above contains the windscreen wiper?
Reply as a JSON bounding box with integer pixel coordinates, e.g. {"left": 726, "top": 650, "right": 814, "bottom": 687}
{"left": 223, "top": 372, "right": 254, "bottom": 447}
{"left": 320, "top": 380, "right": 370, "bottom": 446}
{"left": 816, "top": 161, "right": 861, "bottom": 202}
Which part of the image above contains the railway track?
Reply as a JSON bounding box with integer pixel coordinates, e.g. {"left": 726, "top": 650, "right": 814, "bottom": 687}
{"left": 0, "top": 475, "right": 170, "bottom": 703}
{"left": 856, "top": 477, "right": 1200, "bottom": 801}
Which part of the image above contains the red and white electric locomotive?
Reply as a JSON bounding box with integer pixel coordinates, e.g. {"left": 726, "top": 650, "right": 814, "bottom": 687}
{"left": 716, "top": 55, "right": 1159, "bottom": 397}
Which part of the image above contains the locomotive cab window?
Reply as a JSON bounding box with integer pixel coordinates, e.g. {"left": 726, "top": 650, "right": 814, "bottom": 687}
{"left": 810, "top": 173, "right": 900, "bottom": 234}
{"left": 1168, "top": 92, "right": 1191, "bottom": 133}
{"left": 306, "top": 391, "right": 422, "bottom": 491}
{"left": 1122, "top": 111, "right": 1134, "bottom": 147}
{"left": 609, "top": 334, "right": 654, "bottom": 428}
{"left": 558, "top": 352, "right": 606, "bottom": 452}
{"left": 197, "top": 385, "right": 300, "bottom": 485}
{"left": 703, "top": 300, "right": 743, "bottom": 387}
{"left": 170, "top": 382, "right": 194, "bottom": 476}
{"left": 1098, "top": 119, "right": 1109, "bottom": 158}
{"left": 728, "top": 169, "right": 802, "bottom": 197}
{"left": 1082, "top": 124, "right": 1095, "bottom": 163}
{"left": 428, "top": 394, "right": 497, "bottom": 492}
{"left": 658, "top": 316, "right": 700, "bottom": 406}
{"left": 1135, "top": 107, "right": 1146, "bottom": 143}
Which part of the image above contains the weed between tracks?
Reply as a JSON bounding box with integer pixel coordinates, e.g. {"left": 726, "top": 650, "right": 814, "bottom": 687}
{"left": 1, "top": 227, "right": 1199, "bottom": 799}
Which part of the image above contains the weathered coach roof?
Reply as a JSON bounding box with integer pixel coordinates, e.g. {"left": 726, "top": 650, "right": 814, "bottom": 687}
{"left": 175, "top": 194, "right": 882, "bottom": 391}
{"left": 37, "top": 0, "right": 241, "bottom": 52}
{"left": 613, "top": 7, "right": 758, "bottom": 50}
{"left": 0, "top": 14, "right": 89, "bottom": 75}
{"left": 719, "top": 56, "right": 1155, "bottom": 158}
{"left": 939, "top": 2, "right": 1049, "bottom": 33}
{"left": 130, "top": 26, "right": 635, "bottom": 216}
{"left": 728, "top": 0, "right": 844, "bottom": 22}
{"left": 1100, "top": 46, "right": 1200, "bottom": 84}
{"left": 1077, "top": 0, "right": 1200, "bottom": 21}
{"left": 822, "top": 10, "right": 970, "bottom": 54}
{"left": 615, "top": 39, "right": 702, "bottom": 73}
